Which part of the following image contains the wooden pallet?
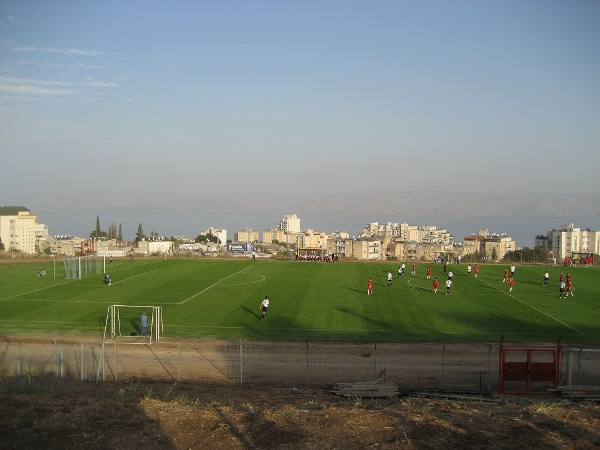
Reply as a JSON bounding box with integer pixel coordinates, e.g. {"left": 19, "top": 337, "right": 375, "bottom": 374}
{"left": 551, "top": 386, "right": 600, "bottom": 401}
{"left": 410, "top": 390, "right": 501, "bottom": 403}
{"left": 330, "top": 380, "right": 399, "bottom": 398}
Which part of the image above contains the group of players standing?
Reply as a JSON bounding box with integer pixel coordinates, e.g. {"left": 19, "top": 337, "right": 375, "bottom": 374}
{"left": 368, "top": 262, "right": 575, "bottom": 298}
{"left": 555, "top": 271, "right": 574, "bottom": 298}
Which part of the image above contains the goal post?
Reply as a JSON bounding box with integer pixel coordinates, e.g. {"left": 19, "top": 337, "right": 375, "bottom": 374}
{"left": 64, "top": 255, "right": 106, "bottom": 279}
{"left": 103, "top": 305, "right": 163, "bottom": 343}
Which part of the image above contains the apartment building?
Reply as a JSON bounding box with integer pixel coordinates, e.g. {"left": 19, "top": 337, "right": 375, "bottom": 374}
{"left": 277, "top": 213, "right": 301, "bottom": 234}
{"left": 346, "top": 238, "right": 381, "bottom": 260}
{"left": 361, "top": 222, "right": 452, "bottom": 244}
{"left": 263, "top": 228, "right": 299, "bottom": 245}
{"left": 545, "top": 223, "right": 600, "bottom": 261}
{"left": 202, "top": 227, "right": 227, "bottom": 246}
{"left": 39, "top": 236, "right": 86, "bottom": 257}
{"left": 0, "top": 206, "right": 46, "bottom": 254}
{"left": 386, "top": 240, "right": 453, "bottom": 261}
{"left": 361, "top": 222, "right": 400, "bottom": 237}
{"left": 462, "top": 230, "right": 515, "bottom": 261}
{"left": 295, "top": 229, "right": 328, "bottom": 249}
{"left": 235, "top": 228, "right": 259, "bottom": 243}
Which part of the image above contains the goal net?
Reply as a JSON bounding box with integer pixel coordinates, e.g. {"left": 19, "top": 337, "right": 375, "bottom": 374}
{"left": 103, "top": 305, "right": 163, "bottom": 343}
{"left": 64, "top": 255, "right": 105, "bottom": 279}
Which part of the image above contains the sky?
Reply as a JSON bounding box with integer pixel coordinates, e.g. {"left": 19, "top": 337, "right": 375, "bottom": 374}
{"left": 1, "top": 1, "right": 599, "bottom": 239}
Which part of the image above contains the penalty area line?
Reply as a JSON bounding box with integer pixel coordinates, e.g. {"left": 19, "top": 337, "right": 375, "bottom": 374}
{"left": 177, "top": 265, "right": 254, "bottom": 305}
{"left": 111, "top": 269, "right": 160, "bottom": 285}
{"left": 0, "top": 280, "right": 73, "bottom": 302}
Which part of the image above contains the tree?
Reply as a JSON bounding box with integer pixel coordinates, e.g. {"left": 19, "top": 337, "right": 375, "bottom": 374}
{"left": 503, "top": 247, "right": 545, "bottom": 263}
{"left": 90, "top": 215, "right": 107, "bottom": 239}
{"left": 0, "top": 238, "right": 4, "bottom": 251}
{"left": 135, "top": 223, "right": 145, "bottom": 242}
{"left": 108, "top": 223, "right": 117, "bottom": 240}
{"left": 118, "top": 224, "right": 123, "bottom": 242}
{"left": 195, "top": 232, "right": 219, "bottom": 244}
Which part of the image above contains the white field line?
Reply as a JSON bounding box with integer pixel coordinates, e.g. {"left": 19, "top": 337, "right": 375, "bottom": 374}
{"left": 111, "top": 269, "right": 159, "bottom": 285}
{"left": 0, "top": 279, "right": 50, "bottom": 292}
{"left": 470, "top": 269, "right": 584, "bottom": 336}
{"left": 176, "top": 265, "right": 254, "bottom": 305}
{"left": 23, "top": 269, "right": 264, "bottom": 304}
{"left": 0, "top": 280, "right": 73, "bottom": 301}
{"left": 217, "top": 273, "right": 265, "bottom": 287}
{"left": 106, "top": 261, "right": 157, "bottom": 274}
{"left": 0, "top": 319, "right": 97, "bottom": 325}
{"left": 0, "top": 269, "right": 159, "bottom": 302}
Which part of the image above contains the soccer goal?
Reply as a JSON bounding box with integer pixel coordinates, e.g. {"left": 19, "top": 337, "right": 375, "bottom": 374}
{"left": 103, "top": 305, "right": 163, "bottom": 344}
{"left": 64, "top": 255, "right": 106, "bottom": 279}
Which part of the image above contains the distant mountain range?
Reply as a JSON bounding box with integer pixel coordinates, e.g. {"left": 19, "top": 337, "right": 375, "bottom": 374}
{"left": 65, "top": 191, "right": 599, "bottom": 224}
{"left": 294, "top": 192, "right": 600, "bottom": 219}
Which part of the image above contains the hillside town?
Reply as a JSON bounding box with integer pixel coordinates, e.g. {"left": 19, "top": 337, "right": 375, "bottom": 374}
{"left": 0, "top": 206, "right": 598, "bottom": 264}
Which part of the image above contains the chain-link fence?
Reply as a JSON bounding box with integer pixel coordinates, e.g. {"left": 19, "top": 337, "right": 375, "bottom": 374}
{"left": 1, "top": 336, "right": 599, "bottom": 393}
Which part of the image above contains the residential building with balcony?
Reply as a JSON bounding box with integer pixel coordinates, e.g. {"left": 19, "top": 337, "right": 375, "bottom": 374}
{"left": 545, "top": 223, "right": 600, "bottom": 261}
{"left": 462, "top": 230, "right": 515, "bottom": 261}
{"left": 277, "top": 213, "right": 301, "bottom": 234}
{"left": 0, "top": 206, "right": 45, "bottom": 254}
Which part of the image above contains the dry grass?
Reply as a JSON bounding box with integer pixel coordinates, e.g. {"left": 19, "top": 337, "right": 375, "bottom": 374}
{"left": 1, "top": 379, "right": 599, "bottom": 449}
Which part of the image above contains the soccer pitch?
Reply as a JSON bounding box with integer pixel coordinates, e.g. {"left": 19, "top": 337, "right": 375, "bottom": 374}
{"left": 0, "top": 258, "right": 599, "bottom": 345}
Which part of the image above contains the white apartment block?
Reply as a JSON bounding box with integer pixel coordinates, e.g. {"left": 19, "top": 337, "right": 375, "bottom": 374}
{"left": 0, "top": 206, "right": 43, "bottom": 254}
{"left": 278, "top": 213, "right": 301, "bottom": 234}
{"left": 362, "top": 222, "right": 400, "bottom": 237}
{"left": 202, "top": 227, "right": 227, "bottom": 246}
{"left": 361, "top": 222, "right": 452, "bottom": 244}
{"left": 546, "top": 223, "right": 600, "bottom": 261}
{"left": 136, "top": 240, "right": 174, "bottom": 255}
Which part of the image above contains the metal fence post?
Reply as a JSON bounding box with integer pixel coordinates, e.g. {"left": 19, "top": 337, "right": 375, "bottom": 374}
{"left": 53, "top": 332, "right": 57, "bottom": 376}
{"left": 374, "top": 342, "right": 377, "bottom": 377}
{"left": 442, "top": 344, "right": 446, "bottom": 388}
{"left": 306, "top": 341, "right": 309, "bottom": 389}
{"left": 80, "top": 343, "right": 84, "bottom": 384}
{"left": 17, "top": 345, "right": 21, "bottom": 383}
{"left": 239, "top": 338, "right": 243, "bottom": 387}
{"left": 59, "top": 345, "right": 64, "bottom": 387}
{"left": 488, "top": 345, "right": 493, "bottom": 391}
{"left": 177, "top": 336, "right": 181, "bottom": 383}
{"left": 567, "top": 348, "right": 573, "bottom": 386}
{"left": 114, "top": 337, "right": 118, "bottom": 382}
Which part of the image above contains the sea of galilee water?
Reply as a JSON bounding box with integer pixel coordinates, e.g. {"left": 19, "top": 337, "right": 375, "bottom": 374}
{"left": 39, "top": 210, "right": 600, "bottom": 249}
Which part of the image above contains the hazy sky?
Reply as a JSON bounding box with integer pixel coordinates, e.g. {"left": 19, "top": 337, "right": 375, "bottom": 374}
{"left": 1, "top": 1, "right": 599, "bottom": 232}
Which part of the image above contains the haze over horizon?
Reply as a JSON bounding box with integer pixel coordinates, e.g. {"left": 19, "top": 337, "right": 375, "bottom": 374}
{"left": 17, "top": 191, "right": 600, "bottom": 250}
{"left": 1, "top": 2, "right": 599, "bottom": 241}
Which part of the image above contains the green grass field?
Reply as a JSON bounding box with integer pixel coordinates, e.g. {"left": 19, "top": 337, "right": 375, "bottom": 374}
{"left": 0, "top": 258, "right": 598, "bottom": 344}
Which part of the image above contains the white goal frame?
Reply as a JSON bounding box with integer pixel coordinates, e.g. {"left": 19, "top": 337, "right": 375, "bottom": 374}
{"left": 103, "top": 304, "right": 163, "bottom": 344}
{"left": 64, "top": 255, "right": 106, "bottom": 279}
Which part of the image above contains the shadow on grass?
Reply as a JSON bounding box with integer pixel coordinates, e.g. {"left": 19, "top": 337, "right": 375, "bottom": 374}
{"left": 342, "top": 286, "right": 365, "bottom": 295}
{"left": 242, "top": 306, "right": 261, "bottom": 320}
